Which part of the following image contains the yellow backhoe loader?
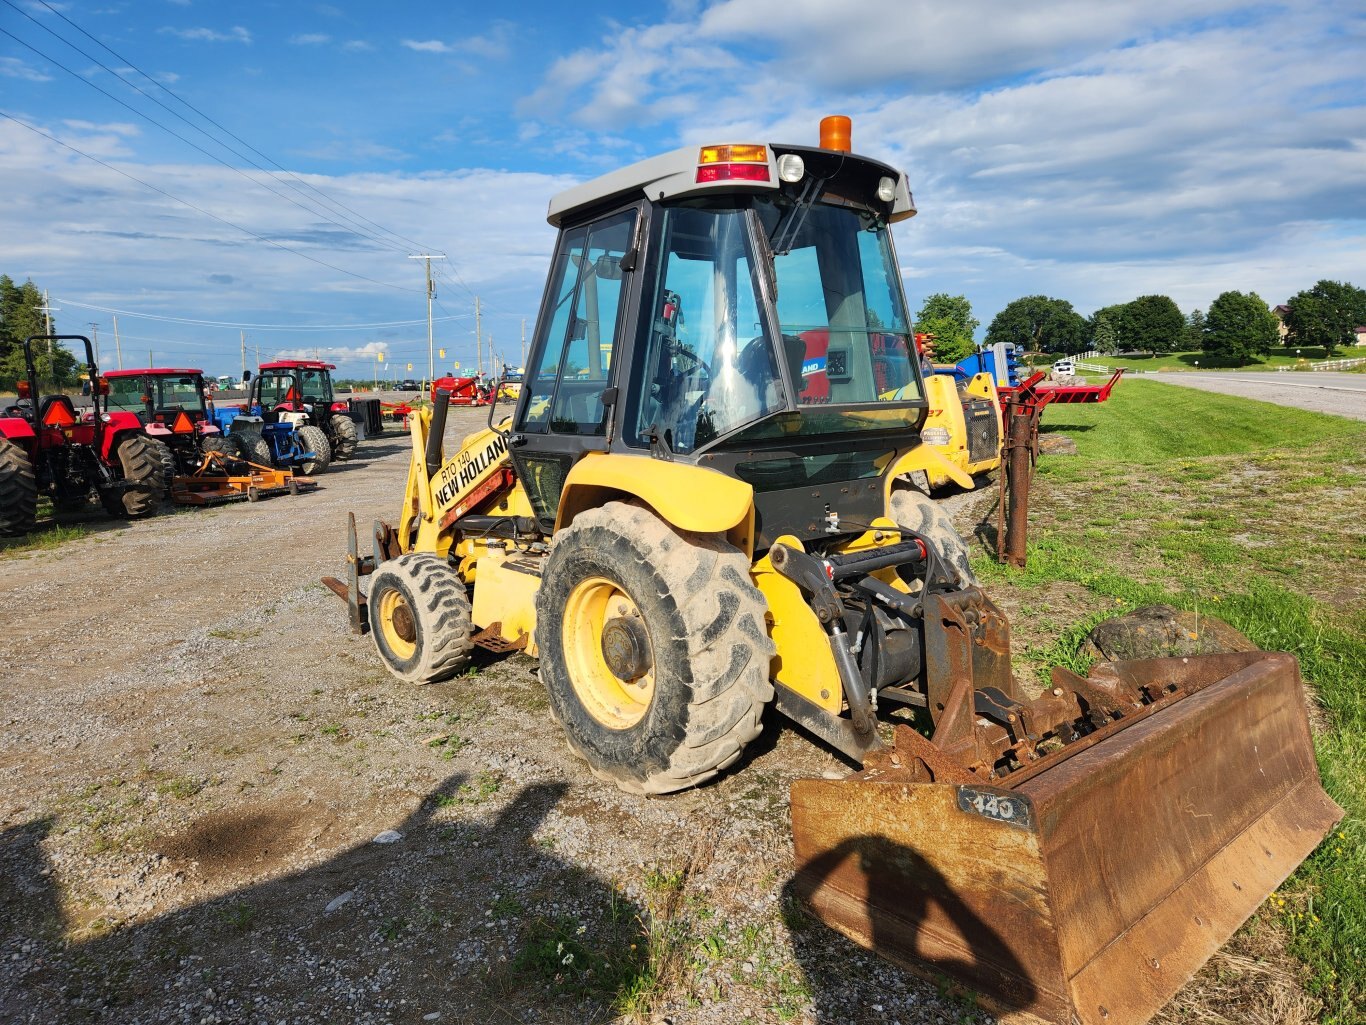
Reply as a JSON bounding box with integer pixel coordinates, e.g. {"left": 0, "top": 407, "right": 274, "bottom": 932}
{"left": 328, "top": 117, "right": 1340, "bottom": 1025}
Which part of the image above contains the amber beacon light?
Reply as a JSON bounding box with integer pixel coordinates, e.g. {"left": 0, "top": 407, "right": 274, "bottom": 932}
{"left": 819, "top": 115, "right": 852, "bottom": 152}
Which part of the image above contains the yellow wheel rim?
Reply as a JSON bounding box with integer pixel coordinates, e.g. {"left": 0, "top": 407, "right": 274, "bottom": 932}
{"left": 563, "top": 576, "right": 655, "bottom": 730}
{"left": 378, "top": 587, "right": 418, "bottom": 661}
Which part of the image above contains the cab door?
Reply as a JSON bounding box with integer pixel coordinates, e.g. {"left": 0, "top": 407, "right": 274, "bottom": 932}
{"left": 511, "top": 206, "right": 640, "bottom": 529}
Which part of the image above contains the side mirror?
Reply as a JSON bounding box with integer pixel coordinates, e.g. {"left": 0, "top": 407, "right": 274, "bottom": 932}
{"left": 242, "top": 370, "right": 252, "bottom": 382}
{"left": 81, "top": 381, "right": 91, "bottom": 396}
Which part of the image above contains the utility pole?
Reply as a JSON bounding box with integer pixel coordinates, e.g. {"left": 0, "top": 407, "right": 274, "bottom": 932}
{"left": 113, "top": 315, "right": 123, "bottom": 369}
{"left": 408, "top": 254, "right": 446, "bottom": 386}
{"left": 39, "top": 290, "right": 58, "bottom": 336}
{"left": 475, "top": 296, "right": 482, "bottom": 378}
{"left": 88, "top": 323, "right": 100, "bottom": 365}
{"left": 241, "top": 331, "right": 247, "bottom": 384}
{"left": 521, "top": 317, "right": 527, "bottom": 369}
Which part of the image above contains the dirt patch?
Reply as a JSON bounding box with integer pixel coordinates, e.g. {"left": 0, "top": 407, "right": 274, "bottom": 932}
{"left": 156, "top": 805, "right": 320, "bottom": 876}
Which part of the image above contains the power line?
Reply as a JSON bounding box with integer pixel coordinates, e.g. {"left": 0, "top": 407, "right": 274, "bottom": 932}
{"left": 2, "top": 110, "right": 424, "bottom": 294}
{"left": 0, "top": 14, "right": 412, "bottom": 258}
{"left": 55, "top": 298, "right": 469, "bottom": 331}
{"left": 22, "top": 0, "right": 435, "bottom": 257}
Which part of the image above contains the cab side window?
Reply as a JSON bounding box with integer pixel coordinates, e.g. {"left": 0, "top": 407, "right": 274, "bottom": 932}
{"left": 519, "top": 211, "right": 635, "bottom": 436}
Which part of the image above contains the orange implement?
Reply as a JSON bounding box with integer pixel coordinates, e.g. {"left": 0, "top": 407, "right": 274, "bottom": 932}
{"left": 791, "top": 651, "right": 1341, "bottom": 1025}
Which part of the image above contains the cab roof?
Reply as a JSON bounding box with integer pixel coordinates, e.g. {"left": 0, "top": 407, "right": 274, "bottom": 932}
{"left": 547, "top": 141, "right": 915, "bottom": 227}
{"left": 105, "top": 368, "right": 202, "bottom": 378}
{"left": 258, "top": 360, "right": 337, "bottom": 371}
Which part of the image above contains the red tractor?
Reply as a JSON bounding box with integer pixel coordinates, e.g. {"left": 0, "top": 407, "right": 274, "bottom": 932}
{"left": 104, "top": 367, "right": 239, "bottom": 478}
{"left": 429, "top": 374, "right": 490, "bottom": 406}
{"left": 0, "top": 335, "right": 165, "bottom": 536}
{"left": 241, "top": 360, "right": 360, "bottom": 470}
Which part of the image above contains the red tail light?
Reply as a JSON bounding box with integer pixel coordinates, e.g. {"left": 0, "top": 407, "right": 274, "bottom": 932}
{"left": 696, "top": 163, "right": 771, "bottom": 183}
{"left": 16, "top": 381, "right": 30, "bottom": 399}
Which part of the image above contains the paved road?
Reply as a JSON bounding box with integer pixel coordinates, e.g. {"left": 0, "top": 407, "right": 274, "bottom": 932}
{"left": 1146, "top": 371, "right": 1366, "bottom": 421}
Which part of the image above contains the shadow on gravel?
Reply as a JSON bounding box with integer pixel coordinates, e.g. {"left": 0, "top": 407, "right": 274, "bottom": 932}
{"left": 0, "top": 775, "right": 655, "bottom": 1024}
{"left": 782, "top": 836, "right": 1031, "bottom": 1024}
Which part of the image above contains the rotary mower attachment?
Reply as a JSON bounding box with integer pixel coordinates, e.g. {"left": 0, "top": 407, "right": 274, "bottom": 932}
{"left": 791, "top": 626, "right": 1342, "bottom": 1025}
{"left": 169, "top": 449, "right": 316, "bottom": 506}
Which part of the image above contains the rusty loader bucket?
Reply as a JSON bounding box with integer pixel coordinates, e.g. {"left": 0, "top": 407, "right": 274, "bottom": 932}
{"left": 791, "top": 650, "right": 1342, "bottom": 1025}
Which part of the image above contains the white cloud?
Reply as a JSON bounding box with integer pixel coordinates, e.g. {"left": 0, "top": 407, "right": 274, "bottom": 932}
{"left": 401, "top": 39, "right": 452, "bottom": 54}
{"left": 290, "top": 33, "right": 332, "bottom": 46}
{"left": 61, "top": 120, "right": 141, "bottom": 137}
{"left": 159, "top": 25, "right": 252, "bottom": 44}
{"left": 341, "top": 40, "right": 373, "bottom": 53}
{"left": 1, "top": 57, "right": 54, "bottom": 82}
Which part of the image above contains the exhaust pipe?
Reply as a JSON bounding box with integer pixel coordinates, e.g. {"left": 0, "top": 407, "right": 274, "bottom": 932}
{"left": 426, "top": 388, "right": 451, "bottom": 478}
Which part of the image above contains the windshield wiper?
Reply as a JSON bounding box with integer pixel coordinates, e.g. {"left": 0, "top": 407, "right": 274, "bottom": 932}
{"left": 768, "top": 175, "right": 824, "bottom": 256}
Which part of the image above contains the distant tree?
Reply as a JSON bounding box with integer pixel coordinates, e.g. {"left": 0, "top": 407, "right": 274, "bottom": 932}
{"left": 985, "top": 296, "right": 1088, "bottom": 354}
{"left": 1282, "top": 280, "right": 1366, "bottom": 358}
{"left": 1091, "top": 313, "right": 1118, "bottom": 353}
{"left": 0, "top": 277, "right": 77, "bottom": 389}
{"left": 1201, "top": 291, "right": 1279, "bottom": 364}
{"left": 1185, "top": 308, "right": 1205, "bottom": 350}
{"left": 1120, "top": 294, "right": 1184, "bottom": 353}
{"left": 1089, "top": 304, "right": 1128, "bottom": 351}
{"left": 914, "top": 293, "right": 979, "bottom": 363}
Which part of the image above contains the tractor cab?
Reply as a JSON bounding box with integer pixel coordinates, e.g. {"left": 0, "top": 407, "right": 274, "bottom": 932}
{"left": 106, "top": 369, "right": 210, "bottom": 434}
{"left": 507, "top": 129, "right": 926, "bottom": 547}
{"left": 247, "top": 360, "right": 337, "bottom": 415}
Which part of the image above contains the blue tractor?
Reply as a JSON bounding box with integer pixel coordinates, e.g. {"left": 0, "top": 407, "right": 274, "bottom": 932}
{"left": 207, "top": 406, "right": 331, "bottom": 476}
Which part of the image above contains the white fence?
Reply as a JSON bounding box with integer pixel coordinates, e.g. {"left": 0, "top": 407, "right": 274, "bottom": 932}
{"left": 1310, "top": 357, "right": 1366, "bottom": 371}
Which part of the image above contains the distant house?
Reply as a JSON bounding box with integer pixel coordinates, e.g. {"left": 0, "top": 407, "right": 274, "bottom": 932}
{"left": 1273, "top": 304, "right": 1291, "bottom": 341}
{"left": 1356, "top": 326, "right": 1366, "bottom": 346}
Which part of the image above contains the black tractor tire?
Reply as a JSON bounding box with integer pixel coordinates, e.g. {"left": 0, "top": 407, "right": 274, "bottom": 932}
{"left": 101, "top": 434, "right": 166, "bottom": 518}
{"left": 330, "top": 414, "right": 358, "bottom": 461}
{"left": 0, "top": 437, "right": 38, "bottom": 537}
{"left": 367, "top": 553, "right": 474, "bottom": 684}
{"left": 150, "top": 439, "right": 178, "bottom": 490}
{"left": 889, "top": 487, "right": 977, "bottom": 588}
{"left": 297, "top": 425, "right": 331, "bottom": 476}
{"left": 235, "top": 430, "right": 272, "bottom": 468}
{"left": 202, "top": 433, "right": 241, "bottom": 459}
{"left": 535, "top": 502, "right": 775, "bottom": 795}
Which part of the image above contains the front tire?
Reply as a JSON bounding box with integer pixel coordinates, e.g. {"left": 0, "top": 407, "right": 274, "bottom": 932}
{"left": 0, "top": 437, "right": 37, "bottom": 537}
{"left": 101, "top": 434, "right": 166, "bottom": 518}
{"left": 367, "top": 553, "right": 474, "bottom": 683}
{"left": 202, "top": 433, "right": 241, "bottom": 459}
{"left": 330, "top": 414, "right": 358, "bottom": 461}
{"left": 889, "top": 487, "right": 977, "bottom": 587}
{"left": 296, "top": 425, "right": 331, "bottom": 476}
{"left": 535, "top": 502, "right": 775, "bottom": 795}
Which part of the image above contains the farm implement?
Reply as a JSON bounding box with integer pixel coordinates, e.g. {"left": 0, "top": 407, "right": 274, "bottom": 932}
{"left": 330, "top": 118, "right": 1340, "bottom": 1024}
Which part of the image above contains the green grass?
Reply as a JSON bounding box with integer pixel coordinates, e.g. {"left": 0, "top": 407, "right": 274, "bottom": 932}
{"left": 0, "top": 522, "right": 90, "bottom": 557}
{"left": 977, "top": 379, "right": 1366, "bottom": 1020}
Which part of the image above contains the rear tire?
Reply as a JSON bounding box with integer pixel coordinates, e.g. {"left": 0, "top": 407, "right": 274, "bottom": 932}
{"left": 150, "top": 439, "right": 177, "bottom": 493}
{"left": 202, "top": 434, "right": 241, "bottom": 459}
{"left": 101, "top": 434, "right": 165, "bottom": 518}
{"left": 889, "top": 487, "right": 977, "bottom": 587}
{"left": 235, "top": 430, "right": 272, "bottom": 467}
{"left": 330, "top": 414, "right": 358, "bottom": 461}
{"left": 297, "top": 425, "right": 331, "bottom": 476}
{"left": 535, "top": 502, "right": 775, "bottom": 795}
{"left": 367, "top": 553, "right": 474, "bottom": 683}
{"left": 0, "top": 437, "right": 37, "bottom": 537}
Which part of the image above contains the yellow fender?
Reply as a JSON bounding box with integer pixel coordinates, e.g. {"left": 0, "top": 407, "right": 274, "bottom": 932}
{"left": 883, "top": 442, "right": 974, "bottom": 502}
{"left": 556, "top": 452, "right": 756, "bottom": 555}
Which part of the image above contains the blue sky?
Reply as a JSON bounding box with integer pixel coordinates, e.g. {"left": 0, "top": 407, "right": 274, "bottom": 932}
{"left": 2, "top": 0, "right": 1364, "bottom": 378}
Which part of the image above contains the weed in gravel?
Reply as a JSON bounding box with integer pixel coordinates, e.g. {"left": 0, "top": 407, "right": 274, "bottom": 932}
{"left": 153, "top": 775, "right": 205, "bottom": 800}
{"left": 206, "top": 626, "right": 262, "bottom": 641}
{"left": 0, "top": 523, "right": 90, "bottom": 558}
{"left": 216, "top": 902, "right": 256, "bottom": 932}
{"left": 425, "top": 733, "right": 469, "bottom": 760}
{"left": 431, "top": 770, "right": 501, "bottom": 806}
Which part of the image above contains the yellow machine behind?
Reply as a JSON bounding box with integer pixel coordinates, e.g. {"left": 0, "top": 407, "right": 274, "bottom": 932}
{"left": 328, "top": 118, "right": 1340, "bottom": 1025}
